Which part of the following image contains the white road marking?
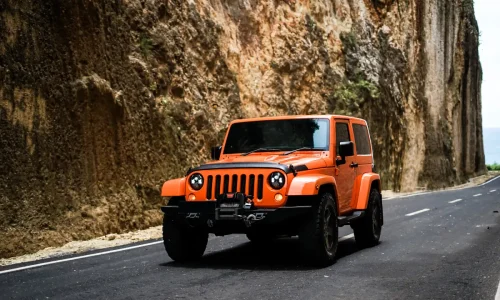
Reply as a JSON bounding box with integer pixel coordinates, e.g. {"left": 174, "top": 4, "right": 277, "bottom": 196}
{"left": 448, "top": 199, "right": 463, "bottom": 204}
{"left": 399, "top": 192, "right": 432, "bottom": 199}
{"left": 339, "top": 233, "right": 354, "bottom": 242}
{"left": 405, "top": 209, "right": 430, "bottom": 217}
{"left": 478, "top": 175, "right": 500, "bottom": 186}
{"left": 490, "top": 189, "right": 497, "bottom": 193}
{"left": 473, "top": 194, "right": 482, "bottom": 197}
{"left": 0, "top": 241, "right": 163, "bottom": 275}
{"left": 496, "top": 279, "right": 500, "bottom": 300}
{"left": 0, "top": 233, "right": 358, "bottom": 275}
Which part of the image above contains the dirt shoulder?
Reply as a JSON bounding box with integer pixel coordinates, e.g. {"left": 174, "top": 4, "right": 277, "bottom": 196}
{"left": 0, "top": 226, "right": 163, "bottom": 267}
{"left": 2, "top": 172, "right": 499, "bottom": 267}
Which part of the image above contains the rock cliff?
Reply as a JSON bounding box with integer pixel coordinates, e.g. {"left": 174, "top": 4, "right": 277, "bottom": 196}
{"left": 0, "top": 0, "right": 484, "bottom": 257}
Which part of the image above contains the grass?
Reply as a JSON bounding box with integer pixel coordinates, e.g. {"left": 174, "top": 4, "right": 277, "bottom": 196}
{"left": 487, "top": 163, "right": 500, "bottom": 171}
{"left": 139, "top": 34, "right": 153, "bottom": 58}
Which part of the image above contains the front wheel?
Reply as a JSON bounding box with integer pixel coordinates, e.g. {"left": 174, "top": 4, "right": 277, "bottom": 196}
{"left": 162, "top": 215, "right": 208, "bottom": 262}
{"left": 298, "top": 192, "right": 339, "bottom": 267}
{"left": 352, "top": 189, "right": 383, "bottom": 248}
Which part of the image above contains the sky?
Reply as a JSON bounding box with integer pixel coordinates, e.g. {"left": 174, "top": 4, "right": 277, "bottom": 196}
{"left": 475, "top": 1, "right": 500, "bottom": 128}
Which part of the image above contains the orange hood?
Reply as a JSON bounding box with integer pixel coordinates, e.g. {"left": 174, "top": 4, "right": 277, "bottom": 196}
{"left": 200, "top": 154, "right": 327, "bottom": 170}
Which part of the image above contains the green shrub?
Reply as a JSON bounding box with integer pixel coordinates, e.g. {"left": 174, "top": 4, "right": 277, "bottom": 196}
{"left": 139, "top": 34, "right": 153, "bottom": 57}
{"left": 331, "top": 75, "right": 380, "bottom": 115}
{"left": 487, "top": 163, "right": 500, "bottom": 171}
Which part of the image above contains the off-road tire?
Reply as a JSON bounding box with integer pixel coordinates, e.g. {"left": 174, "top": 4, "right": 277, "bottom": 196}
{"left": 162, "top": 215, "right": 208, "bottom": 262}
{"left": 298, "top": 192, "right": 339, "bottom": 267}
{"left": 352, "top": 189, "right": 383, "bottom": 248}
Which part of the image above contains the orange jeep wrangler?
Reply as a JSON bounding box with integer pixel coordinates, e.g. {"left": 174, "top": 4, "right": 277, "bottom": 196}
{"left": 161, "top": 115, "right": 383, "bottom": 266}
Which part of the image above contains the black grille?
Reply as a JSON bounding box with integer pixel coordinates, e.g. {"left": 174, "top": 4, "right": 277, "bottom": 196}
{"left": 206, "top": 173, "right": 264, "bottom": 200}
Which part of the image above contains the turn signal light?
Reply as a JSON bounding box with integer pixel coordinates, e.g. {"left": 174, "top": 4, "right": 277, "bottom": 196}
{"left": 188, "top": 194, "right": 196, "bottom": 201}
{"left": 274, "top": 193, "right": 283, "bottom": 202}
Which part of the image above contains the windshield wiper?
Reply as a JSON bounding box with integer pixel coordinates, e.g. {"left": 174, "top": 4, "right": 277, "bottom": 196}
{"left": 241, "top": 147, "right": 281, "bottom": 156}
{"left": 281, "top": 147, "right": 316, "bottom": 156}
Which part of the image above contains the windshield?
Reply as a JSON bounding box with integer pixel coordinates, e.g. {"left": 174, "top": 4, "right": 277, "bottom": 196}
{"left": 223, "top": 118, "right": 330, "bottom": 154}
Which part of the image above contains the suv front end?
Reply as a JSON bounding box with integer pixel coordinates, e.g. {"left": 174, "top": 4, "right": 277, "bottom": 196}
{"left": 161, "top": 162, "right": 313, "bottom": 235}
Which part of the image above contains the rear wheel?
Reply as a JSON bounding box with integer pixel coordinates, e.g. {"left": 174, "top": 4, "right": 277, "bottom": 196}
{"left": 352, "top": 189, "right": 383, "bottom": 248}
{"left": 298, "top": 192, "right": 338, "bottom": 267}
{"left": 162, "top": 215, "right": 208, "bottom": 262}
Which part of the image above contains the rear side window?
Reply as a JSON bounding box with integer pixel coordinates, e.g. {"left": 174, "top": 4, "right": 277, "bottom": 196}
{"left": 353, "top": 124, "right": 371, "bottom": 155}
{"left": 335, "top": 122, "right": 350, "bottom": 155}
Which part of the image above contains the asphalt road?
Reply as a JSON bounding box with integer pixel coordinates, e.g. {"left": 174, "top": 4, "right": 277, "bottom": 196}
{"left": 1, "top": 177, "right": 500, "bottom": 300}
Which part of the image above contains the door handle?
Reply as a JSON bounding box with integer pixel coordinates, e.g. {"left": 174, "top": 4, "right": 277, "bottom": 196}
{"left": 350, "top": 162, "right": 358, "bottom": 168}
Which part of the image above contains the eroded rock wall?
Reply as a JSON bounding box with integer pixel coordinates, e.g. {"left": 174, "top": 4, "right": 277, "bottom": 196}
{"left": 0, "top": 0, "right": 484, "bottom": 257}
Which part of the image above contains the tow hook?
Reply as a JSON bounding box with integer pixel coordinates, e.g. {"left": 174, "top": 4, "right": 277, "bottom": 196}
{"left": 244, "top": 214, "right": 257, "bottom": 227}
{"left": 243, "top": 196, "right": 254, "bottom": 210}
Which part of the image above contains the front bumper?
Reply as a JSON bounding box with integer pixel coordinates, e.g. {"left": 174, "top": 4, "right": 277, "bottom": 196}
{"left": 162, "top": 200, "right": 312, "bottom": 226}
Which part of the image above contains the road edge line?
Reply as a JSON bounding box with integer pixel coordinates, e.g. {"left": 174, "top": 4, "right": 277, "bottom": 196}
{"left": 0, "top": 241, "right": 163, "bottom": 276}
{"left": 478, "top": 175, "right": 500, "bottom": 187}
{"left": 339, "top": 233, "right": 354, "bottom": 242}
{"left": 384, "top": 175, "right": 500, "bottom": 201}
{"left": 496, "top": 278, "right": 500, "bottom": 300}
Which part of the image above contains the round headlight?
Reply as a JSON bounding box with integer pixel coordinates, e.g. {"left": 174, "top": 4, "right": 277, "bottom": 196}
{"left": 268, "top": 172, "right": 285, "bottom": 190}
{"left": 189, "top": 173, "right": 204, "bottom": 190}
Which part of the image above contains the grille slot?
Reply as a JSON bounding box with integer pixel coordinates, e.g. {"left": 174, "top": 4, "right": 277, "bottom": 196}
{"left": 257, "top": 175, "right": 264, "bottom": 199}
{"left": 248, "top": 175, "right": 255, "bottom": 197}
{"left": 206, "top": 175, "right": 213, "bottom": 200}
{"left": 240, "top": 175, "right": 247, "bottom": 194}
{"left": 223, "top": 175, "right": 229, "bottom": 193}
{"left": 231, "top": 175, "right": 238, "bottom": 192}
{"left": 215, "top": 175, "right": 221, "bottom": 197}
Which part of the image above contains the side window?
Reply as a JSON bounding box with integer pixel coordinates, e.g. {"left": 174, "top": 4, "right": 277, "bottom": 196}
{"left": 335, "top": 122, "right": 350, "bottom": 155}
{"left": 352, "top": 124, "right": 371, "bottom": 155}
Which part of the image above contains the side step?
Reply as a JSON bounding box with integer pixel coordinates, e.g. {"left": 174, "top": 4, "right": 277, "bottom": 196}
{"left": 338, "top": 211, "right": 365, "bottom": 227}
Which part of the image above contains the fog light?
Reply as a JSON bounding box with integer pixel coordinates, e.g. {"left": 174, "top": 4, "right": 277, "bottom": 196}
{"left": 274, "top": 193, "right": 283, "bottom": 202}
{"left": 188, "top": 194, "right": 196, "bottom": 201}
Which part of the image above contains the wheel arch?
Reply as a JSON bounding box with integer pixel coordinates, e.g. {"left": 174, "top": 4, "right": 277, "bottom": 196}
{"left": 353, "top": 173, "right": 381, "bottom": 210}
{"left": 161, "top": 178, "right": 186, "bottom": 197}
{"left": 287, "top": 175, "right": 339, "bottom": 210}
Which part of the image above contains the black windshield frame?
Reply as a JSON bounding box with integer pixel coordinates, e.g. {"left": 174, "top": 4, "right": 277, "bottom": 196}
{"left": 222, "top": 118, "right": 330, "bottom": 155}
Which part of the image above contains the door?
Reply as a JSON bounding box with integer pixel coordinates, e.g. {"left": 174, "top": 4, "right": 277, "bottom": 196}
{"left": 334, "top": 121, "right": 356, "bottom": 213}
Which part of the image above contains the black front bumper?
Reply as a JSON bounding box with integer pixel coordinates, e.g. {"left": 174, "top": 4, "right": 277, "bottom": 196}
{"left": 161, "top": 200, "right": 312, "bottom": 226}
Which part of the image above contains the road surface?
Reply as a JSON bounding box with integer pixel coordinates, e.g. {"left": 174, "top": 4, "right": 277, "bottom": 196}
{"left": 1, "top": 177, "right": 500, "bottom": 300}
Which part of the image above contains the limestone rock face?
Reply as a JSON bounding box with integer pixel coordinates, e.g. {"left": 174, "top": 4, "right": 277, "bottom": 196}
{"left": 0, "top": 0, "right": 484, "bottom": 257}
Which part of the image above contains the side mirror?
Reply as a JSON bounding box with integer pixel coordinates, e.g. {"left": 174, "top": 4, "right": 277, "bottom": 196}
{"left": 336, "top": 141, "right": 354, "bottom": 166}
{"left": 339, "top": 141, "right": 354, "bottom": 157}
{"left": 211, "top": 146, "right": 222, "bottom": 160}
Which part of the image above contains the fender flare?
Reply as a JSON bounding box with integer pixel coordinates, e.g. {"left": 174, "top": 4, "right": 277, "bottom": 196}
{"left": 353, "top": 173, "right": 381, "bottom": 210}
{"left": 161, "top": 178, "right": 186, "bottom": 197}
{"left": 287, "top": 175, "right": 338, "bottom": 200}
